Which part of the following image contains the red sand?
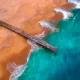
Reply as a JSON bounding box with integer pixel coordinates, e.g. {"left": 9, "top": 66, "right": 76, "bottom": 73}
{"left": 0, "top": 0, "right": 66, "bottom": 80}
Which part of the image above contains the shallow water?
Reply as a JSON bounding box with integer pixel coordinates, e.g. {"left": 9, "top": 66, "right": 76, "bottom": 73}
{"left": 17, "top": 8, "right": 80, "bottom": 80}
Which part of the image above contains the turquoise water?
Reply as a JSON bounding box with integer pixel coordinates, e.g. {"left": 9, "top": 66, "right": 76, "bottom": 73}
{"left": 17, "top": 8, "right": 80, "bottom": 80}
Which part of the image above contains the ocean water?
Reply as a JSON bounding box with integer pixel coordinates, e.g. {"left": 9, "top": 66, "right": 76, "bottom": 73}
{"left": 17, "top": 8, "right": 80, "bottom": 80}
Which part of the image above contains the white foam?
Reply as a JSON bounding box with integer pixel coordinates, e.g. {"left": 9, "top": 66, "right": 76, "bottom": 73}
{"left": 10, "top": 64, "right": 26, "bottom": 80}
{"left": 39, "top": 20, "right": 57, "bottom": 31}
{"left": 6, "top": 62, "right": 26, "bottom": 80}
{"left": 54, "top": 8, "right": 73, "bottom": 19}
{"left": 34, "top": 31, "right": 45, "bottom": 39}
{"left": 68, "top": 0, "right": 80, "bottom": 8}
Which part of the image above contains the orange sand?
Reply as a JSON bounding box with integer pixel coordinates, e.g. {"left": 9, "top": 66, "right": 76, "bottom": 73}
{"left": 0, "top": 0, "right": 66, "bottom": 80}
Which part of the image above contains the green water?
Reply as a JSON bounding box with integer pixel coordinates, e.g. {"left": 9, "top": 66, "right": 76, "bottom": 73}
{"left": 17, "top": 8, "right": 80, "bottom": 80}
